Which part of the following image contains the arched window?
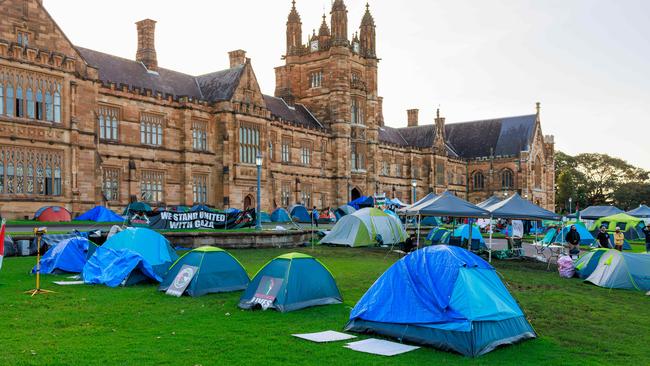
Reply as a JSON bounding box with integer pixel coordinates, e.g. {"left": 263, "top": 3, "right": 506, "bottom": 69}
{"left": 534, "top": 156, "right": 542, "bottom": 189}
{"left": 501, "top": 169, "right": 514, "bottom": 189}
{"left": 26, "top": 88, "right": 34, "bottom": 119}
{"left": 16, "top": 163, "right": 24, "bottom": 193}
{"left": 36, "top": 89, "right": 43, "bottom": 120}
{"left": 16, "top": 85, "right": 23, "bottom": 117}
{"left": 0, "top": 82, "right": 4, "bottom": 115}
{"left": 472, "top": 171, "right": 485, "bottom": 190}
{"left": 45, "top": 90, "right": 53, "bottom": 121}
{"left": 6, "top": 83, "right": 14, "bottom": 116}
{"left": 26, "top": 163, "right": 34, "bottom": 194}
{"left": 7, "top": 162, "right": 14, "bottom": 194}
{"left": 53, "top": 88, "right": 61, "bottom": 123}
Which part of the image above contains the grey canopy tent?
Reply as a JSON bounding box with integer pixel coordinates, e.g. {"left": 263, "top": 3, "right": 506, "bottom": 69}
{"left": 485, "top": 193, "right": 561, "bottom": 262}
{"left": 477, "top": 195, "right": 502, "bottom": 209}
{"left": 405, "top": 192, "right": 438, "bottom": 210}
{"left": 404, "top": 191, "right": 490, "bottom": 252}
{"left": 627, "top": 205, "right": 650, "bottom": 219}
{"left": 568, "top": 205, "right": 623, "bottom": 220}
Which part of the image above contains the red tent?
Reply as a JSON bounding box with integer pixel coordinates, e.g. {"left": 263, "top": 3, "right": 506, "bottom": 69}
{"left": 34, "top": 206, "right": 72, "bottom": 222}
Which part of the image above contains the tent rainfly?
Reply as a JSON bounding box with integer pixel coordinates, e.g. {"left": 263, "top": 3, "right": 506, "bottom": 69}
{"left": 626, "top": 204, "right": 650, "bottom": 219}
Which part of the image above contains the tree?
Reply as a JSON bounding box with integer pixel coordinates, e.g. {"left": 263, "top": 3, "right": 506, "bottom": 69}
{"left": 555, "top": 151, "right": 649, "bottom": 212}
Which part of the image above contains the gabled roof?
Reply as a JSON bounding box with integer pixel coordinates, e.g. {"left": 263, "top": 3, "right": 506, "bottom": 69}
{"left": 379, "top": 114, "right": 538, "bottom": 159}
{"left": 263, "top": 95, "right": 324, "bottom": 130}
{"left": 77, "top": 47, "right": 244, "bottom": 102}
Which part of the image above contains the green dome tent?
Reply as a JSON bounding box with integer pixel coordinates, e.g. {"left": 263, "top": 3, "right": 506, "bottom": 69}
{"left": 590, "top": 213, "right": 645, "bottom": 240}
{"left": 320, "top": 208, "right": 406, "bottom": 247}
{"left": 575, "top": 249, "right": 610, "bottom": 279}
{"left": 238, "top": 253, "right": 342, "bottom": 312}
{"left": 159, "top": 247, "right": 250, "bottom": 297}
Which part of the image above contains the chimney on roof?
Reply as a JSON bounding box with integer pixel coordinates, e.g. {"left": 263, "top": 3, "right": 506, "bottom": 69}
{"left": 407, "top": 109, "right": 419, "bottom": 127}
{"left": 229, "top": 50, "right": 247, "bottom": 68}
{"left": 135, "top": 19, "right": 158, "bottom": 71}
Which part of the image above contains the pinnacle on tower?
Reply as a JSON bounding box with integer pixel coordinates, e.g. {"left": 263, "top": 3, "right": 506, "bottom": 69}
{"left": 360, "top": 2, "right": 376, "bottom": 57}
{"left": 319, "top": 13, "right": 330, "bottom": 36}
{"left": 330, "top": 0, "right": 349, "bottom": 46}
{"left": 286, "top": 0, "right": 303, "bottom": 55}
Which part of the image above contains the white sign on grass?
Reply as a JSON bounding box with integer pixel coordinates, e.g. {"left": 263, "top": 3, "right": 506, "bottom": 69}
{"left": 165, "top": 265, "right": 198, "bottom": 297}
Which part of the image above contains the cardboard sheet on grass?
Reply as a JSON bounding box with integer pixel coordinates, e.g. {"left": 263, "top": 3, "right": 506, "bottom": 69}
{"left": 345, "top": 339, "right": 419, "bottom": 356}
{"left": 292, "top": 331, "right": 356, "bottom": 343}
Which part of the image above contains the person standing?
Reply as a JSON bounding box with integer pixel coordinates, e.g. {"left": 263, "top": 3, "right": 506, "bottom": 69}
{"left": 596, "top": 226, "right": 612, "bottom": 249}
{"left": 643, "top": 223, "right": 650, "bottom": 253}
{"left": 565, "top": 225, "right": 581, "bottom": 258}
{"left": 311, "top": 206, "right": 319, "bottom": 228}
{"left": 613, "top": 227, "right": 625, "bottom": 251}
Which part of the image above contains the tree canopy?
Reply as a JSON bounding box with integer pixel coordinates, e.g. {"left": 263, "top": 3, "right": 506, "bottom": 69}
{"left": 555, "top": 151, "right": 650, "bottom": 213}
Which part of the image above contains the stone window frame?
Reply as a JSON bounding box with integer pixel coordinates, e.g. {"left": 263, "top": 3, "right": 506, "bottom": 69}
{"left": 281, "top": 180, "right": 291, "bottom": 207}
{"left": 238, "top": 123, "right": 261, "bottom": 165}
{"left": 436, "top": 162, "right": 445, "bottom": 186}
{"left": 16, "top": 29, "right": 31, "bottom": 47}
{"left": 351, "top": 97, "right": 365, "bottom": 125}
{"left": 140, "top": 169, "right": 165, "bottom": 203}
{"left": 192, "top": 173, "right": 209, "bottom": 204}
{"left": 192, "top": 120, "right": 209, "bottom": 152}
{"left": 0, "top": 146, "right": 62, "bottom": 197}
{"left": 501, "top": 168, "right": 515, "bottom": 189}
{"left": 269, "top": 132, "right": 277, "bottom": 162}
{"left": 301, "top": 183, "right": 312, "bottom": 207}
{"left": 300, "top": 140, "right": 312, "bottom": 166}
{"left": 98, "top": 104, "right": 120, "bottom": 142}
{"left": 0, "top": 66, "right": 62, "bottom": 123}
{"left": 309, "top": 70, "right": 323, "bottom": 89}
{"left": 102, "top": 166, "right": 121, "bottom": 202}
{"left": 140, "top": 112, "right": 165, "bottom": 146}
{"left": 281, "top": 136, "right": 292, "bottom": 163}
{"left": 472, "top": 170, "right": 485, "bottom": 191}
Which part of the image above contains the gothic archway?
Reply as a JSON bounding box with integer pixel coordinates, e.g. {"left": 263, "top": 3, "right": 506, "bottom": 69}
{"left": 244, "top": 195, "right": 254, "bottom": 210}
{"left": 351, "top": 187, "right": 362, "bottom": 201}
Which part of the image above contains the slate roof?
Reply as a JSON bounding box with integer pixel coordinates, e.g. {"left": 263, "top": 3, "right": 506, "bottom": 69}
{"left": 263, "top": 95, "right": 324, "bottom": 130}
{"left": 77, "top": 47, "right": 243, "bottom": 102}
{"left": 379, "top": 114, "right": 537, "bottom": 159}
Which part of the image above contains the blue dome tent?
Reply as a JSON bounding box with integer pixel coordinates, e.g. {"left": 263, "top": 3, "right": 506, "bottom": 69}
{"left": 260, "top": 211, "right": 272, "bottom": 223}
{"left": 289, "top": 205, "right": 311, "bottom": 223}
{"left": 420, "top": 216, "right": 441, "bottom": 226}
{"left": 451, "top": 224, "right": 485, "bottom": 245}
{"left": 345, "top": 246, "right": 536, "bottom": 357}
{"left": 100, "top": 227, "right": 178, "bottom": 278}
{"left": 554, "top": 224, "right": 595, "bottom": 246}
{"left": 271, "top": 208, "right": 292, "bottom": 223}
{"left": 75, "top": 206, "right": 124, "bottom": 222}
{"left": 83, "top": 246, "right": 161, "bottom": 287}
{"left": 334, "top": 205, "right": 356, "bottom": 220}
{"left": 348, "top": 196, "right": 374, "bottom": 210}
{"left": 32, "top": 237, "right": 91, "bottom": 274}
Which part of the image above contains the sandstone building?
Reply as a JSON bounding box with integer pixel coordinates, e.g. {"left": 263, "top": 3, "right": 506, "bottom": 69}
{"left": 0, "top": 0, "right": 555, "bottom": 219}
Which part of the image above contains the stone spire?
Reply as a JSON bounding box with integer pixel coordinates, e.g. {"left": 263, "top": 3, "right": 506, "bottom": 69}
{"left": 360, "top": 2, "right": 376, "bottom": 58}
{"left": 434, "top": 108, "right": 447, "bottom": 155}
{"left": 286, "top": 0, "right": 303, "bottom": 56}
{"left": 319, "top": 13, "right": 330, "bottom": 36}
{"left": 330, "top": 0, "right": 348, "bottom": 46}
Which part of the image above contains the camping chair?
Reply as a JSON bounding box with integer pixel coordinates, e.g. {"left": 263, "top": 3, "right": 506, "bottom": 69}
{"left": 469, "top": 238, "right": 483, "bottom": 252}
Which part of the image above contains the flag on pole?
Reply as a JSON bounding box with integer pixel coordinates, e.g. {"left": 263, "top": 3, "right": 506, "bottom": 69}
{"left": 0, "top": 218, "right": 5, "bottom": 271}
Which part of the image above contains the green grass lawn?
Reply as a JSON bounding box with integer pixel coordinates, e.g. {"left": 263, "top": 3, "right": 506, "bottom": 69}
{"left": 0, "top": 247, "right": 648, "bottom": 366}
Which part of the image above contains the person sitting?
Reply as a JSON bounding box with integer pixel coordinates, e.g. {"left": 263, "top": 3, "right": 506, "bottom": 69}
{"left": 402, "top": 234, "right": 417, "bottom": 253}
{"left": 565, "top": 225, "right": 581, "bottom": 259}
{"left": 613, "top": 227, "right": 625, "bottom": 251}
{"left": 596, "top": 225, "right": 612, "bottom": 249}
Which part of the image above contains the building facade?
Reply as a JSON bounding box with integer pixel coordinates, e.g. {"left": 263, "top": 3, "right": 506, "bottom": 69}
{"left": 0, "top": 0, "right": 555, "bottom": 219}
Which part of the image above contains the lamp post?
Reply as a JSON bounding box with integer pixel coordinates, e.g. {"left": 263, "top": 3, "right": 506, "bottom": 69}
{"left": 411, "top": 179, "right": 417, "bottom": 204}
{"left": 569, "top": 197, "right": 572, "bottom": 214}
{"left": 255, "top": 152, "right": 263, "bottom": 231}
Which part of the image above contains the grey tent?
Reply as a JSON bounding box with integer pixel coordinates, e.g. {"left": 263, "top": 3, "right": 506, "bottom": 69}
{"left": 570, "top": 206, "right": 623, "bottom": 220}
{"left": 485, "top": 193, "right": 560, "bottom": 220}
{"left": 627, "top": 205, "right": 650, "bottom": 219}
{"left": 477, "top": 195, "right": 502, "bottom": 209}
{"left": 405, "top": 191, "right": 490, "bottom": 218}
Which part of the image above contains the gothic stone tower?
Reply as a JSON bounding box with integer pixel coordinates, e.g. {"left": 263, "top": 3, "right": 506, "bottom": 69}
{"left": 275, "top": 1, "right": 380, "bottom": 205}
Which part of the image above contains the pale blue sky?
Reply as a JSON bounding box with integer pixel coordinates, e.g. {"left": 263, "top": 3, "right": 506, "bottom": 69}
{"left": 45, "top": 0, "right": 650, "bottom": 168}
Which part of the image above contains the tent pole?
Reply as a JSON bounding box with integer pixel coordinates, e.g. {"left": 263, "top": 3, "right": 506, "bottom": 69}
{"left": 489, "top": 215, "right": 493, "bottom": 263}
{"left": 416, "top": 214, "right": 421, "bottom": 248}
{"left": 467, "top": 217, "right": 473, "bottom": 251}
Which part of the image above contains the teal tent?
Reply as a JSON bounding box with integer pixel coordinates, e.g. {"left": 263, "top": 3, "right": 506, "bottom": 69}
{"left": 159, "top": 247, "right": 249, "bottom": 297}
{"left": 123, "top": 202, "right": 152, "bottom": 215}
{"left": 334, "top": 205, "right": 356, "bottom": 220}
{"left": 554, "top": 224, "right": 595, "bottom": 246}
{"left": 238, "top": 253, "right": 342, "bottom": 312}
{"left": 102, "top": 227, "right": 178, "bottom": 278}
{"left": 345, "top": 246, "right": 536, "bottom": 357}
{"left": 260, "top": 211, "right": 272, "bottom": 223}
{"left": 289, "top": 205, "right": 311, "bottom": 223}
{"left": 426, "top": 228, "right": 449, "bottom": 244}
{"left": 585, "top": 250, "right": 650, "bottom": 291}
{"left": 449, "top": 224, "right": 485, "bottom": 246}
{"left": 271, "top": 208, "right": 291, "bottom": 223}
